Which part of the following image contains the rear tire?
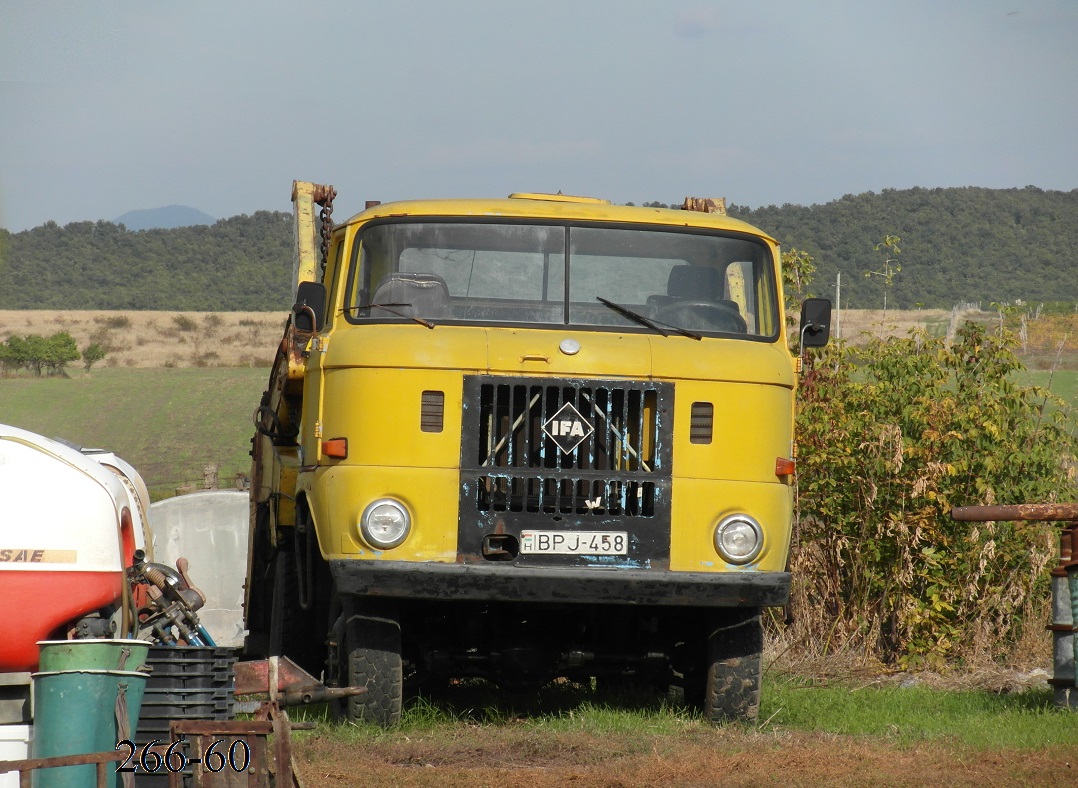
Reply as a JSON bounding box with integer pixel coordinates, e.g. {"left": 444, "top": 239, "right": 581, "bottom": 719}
{"left": 269, "top": 550, "right": 320, "bottom": 674}
{"left": 702, "top": 609, "right": 762, "bottom": 723}
{"left": 337, "top": 599, "right": 403, "bottom": 727}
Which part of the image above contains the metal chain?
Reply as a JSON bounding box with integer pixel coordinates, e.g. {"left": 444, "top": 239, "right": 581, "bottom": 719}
{"left": 316, "top": 185, "right": 337, "bottom": 276}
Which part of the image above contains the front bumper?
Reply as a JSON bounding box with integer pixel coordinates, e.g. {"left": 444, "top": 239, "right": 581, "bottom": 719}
{"left": 330, "top": 559, "right": 790, "bottom": 608}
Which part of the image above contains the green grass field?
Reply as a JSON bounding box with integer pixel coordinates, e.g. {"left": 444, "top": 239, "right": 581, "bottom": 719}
{"left": 1022, "top": 368, "right": 1078, "bottom": 410}
{"left": 0, "top": 367, "right": 268, "bottom": 498}
{"left": 288, "top": 674, "right": 1078, "bottom": 752}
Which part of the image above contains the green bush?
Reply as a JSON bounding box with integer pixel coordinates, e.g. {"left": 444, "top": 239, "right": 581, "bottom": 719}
{"left": 790, "top": 324, "right": 1077, "bottom": 666}
{"left": 0, "top": 331, "right": 80, "bottom": 376}
{"left": 81, "top": 342, "right": 107, "bottom": 371}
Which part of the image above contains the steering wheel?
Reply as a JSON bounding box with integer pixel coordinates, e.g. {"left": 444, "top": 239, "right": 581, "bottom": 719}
{"left": 653, "top": 300, "right": 748, "bottom": 334}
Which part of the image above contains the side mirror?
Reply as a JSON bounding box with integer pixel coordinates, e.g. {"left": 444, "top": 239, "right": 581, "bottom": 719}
{"left": 799, "top": 298, "right": 832, "bottom": 349}
{"left": 293, "top": 281, "right": 326, "bottom": 332}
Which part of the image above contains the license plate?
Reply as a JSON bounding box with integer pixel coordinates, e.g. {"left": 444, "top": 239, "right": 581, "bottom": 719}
{"left": 520, "top": 530, "right": 628, "bottom": 555}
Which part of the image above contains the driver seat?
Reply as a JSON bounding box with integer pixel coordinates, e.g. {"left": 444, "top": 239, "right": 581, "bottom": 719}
{"left": 646, "top": 265, "right": 747, "bottom": 332}
{"left": 668, "top": 265, "right": 744, "bottom": 316}
{"left": 648, "top": 266, "right": 743, "bottom": 313}
{"left": 371, "top": 272, "right": 451, "bottom": 319}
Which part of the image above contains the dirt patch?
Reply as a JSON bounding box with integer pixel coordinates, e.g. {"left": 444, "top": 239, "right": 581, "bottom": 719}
{"left": 292, "top": 728, "right": 1072, "bottom": 787}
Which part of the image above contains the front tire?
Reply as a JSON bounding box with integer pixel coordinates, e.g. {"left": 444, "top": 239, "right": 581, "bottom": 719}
{"left": 703, "top": 609, "right": 762, "bottom": 723}
{"left": 336, "top": 599, "right": 403, "bottom": 727}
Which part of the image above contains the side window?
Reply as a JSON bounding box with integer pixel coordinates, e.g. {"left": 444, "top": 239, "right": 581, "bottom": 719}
{"left": 324, "top": 237, "right": 346, "bottom": 328}
{"left": 343, "top": 230, "right": 394, "bottom": 318}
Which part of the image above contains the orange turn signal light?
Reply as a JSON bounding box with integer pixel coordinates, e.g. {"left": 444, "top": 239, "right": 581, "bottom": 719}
{"left": 322, "top": 438, "right": 348, "bottom": 459}
{"left": 775, "top": 457, "right": 796, "bottom": 477}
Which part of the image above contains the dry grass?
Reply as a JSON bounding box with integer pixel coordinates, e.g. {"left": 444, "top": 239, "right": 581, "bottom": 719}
{"left": 834, "top": 307, "right": 966, "bottom": 343}
{"left": 0, "top": 310, "right": 286, "bottom": 368}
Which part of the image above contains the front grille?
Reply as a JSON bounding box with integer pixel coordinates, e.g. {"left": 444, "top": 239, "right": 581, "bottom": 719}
{"left": 470, "top": 378, "right": 670, "bottom": 474}
{"left": 458, "top": 376, "right": 673, "bottom": 566}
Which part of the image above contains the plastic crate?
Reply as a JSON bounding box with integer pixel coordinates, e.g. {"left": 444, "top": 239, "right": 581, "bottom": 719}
{"left": 136, "top": 646, "right": 236, "bottom": 747}
{"left": 143, "top": 647, "right": 236, "bottom": 690}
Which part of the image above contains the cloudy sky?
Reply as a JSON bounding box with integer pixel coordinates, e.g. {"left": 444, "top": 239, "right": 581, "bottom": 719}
{"left": 1, "top": 0, "right": 1075, "bottom": 231}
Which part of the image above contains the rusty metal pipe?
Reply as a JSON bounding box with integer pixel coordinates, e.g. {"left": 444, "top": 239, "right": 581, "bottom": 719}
{"left": 950, "top": 503, "right": 1078, "bottom": 522}
{"left": 0, "top": 749, "right": 127, "bottom": 786}
{"left": 951, "top": 504, "right": 1078, "bottom": 522}
{"left": 281, "top": 685, "right": 366, "bottom": 706}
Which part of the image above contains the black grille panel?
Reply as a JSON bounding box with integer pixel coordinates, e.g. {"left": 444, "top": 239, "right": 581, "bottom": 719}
{"left": 459, "top": 376, "right": 673, "bottom": 566}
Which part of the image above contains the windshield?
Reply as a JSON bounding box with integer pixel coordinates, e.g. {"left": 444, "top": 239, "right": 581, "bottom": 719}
{"left": 343, "top": 221, "right": 779, "bottom": 339}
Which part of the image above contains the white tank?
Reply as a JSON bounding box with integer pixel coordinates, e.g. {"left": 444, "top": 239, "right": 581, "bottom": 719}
{"left": 0, "top": 424, "right": 138, "bottom": 672}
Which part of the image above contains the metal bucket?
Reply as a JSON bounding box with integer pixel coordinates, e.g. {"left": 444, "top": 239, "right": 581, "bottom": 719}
{"left": 37, "top": 640, "right": 151, "bottom": 674}
{"left": 31, "top": 669, "right": 147, "bottom": 788}
{"left": 1051, "top": 574, "right": 1075, "bottom": 707}
{"left": 1070, "top": 563, "right": 1078, "bottom": 687}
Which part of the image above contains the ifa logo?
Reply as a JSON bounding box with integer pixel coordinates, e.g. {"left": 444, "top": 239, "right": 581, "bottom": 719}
{"left": 543, "top": 402, "right": 594, "bottom": 453}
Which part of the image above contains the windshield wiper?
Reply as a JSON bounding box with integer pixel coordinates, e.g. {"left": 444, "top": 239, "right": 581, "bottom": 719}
{"left": 341, "top": 303, "right": 436, "bottom": 329}
{"left": 596, "top": 297, "right": 701, "bottom": 341}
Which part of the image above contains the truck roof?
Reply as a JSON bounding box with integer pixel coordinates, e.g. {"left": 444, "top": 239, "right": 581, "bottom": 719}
{"left": 337, "top": 193, "right": 776, "bottom": 242}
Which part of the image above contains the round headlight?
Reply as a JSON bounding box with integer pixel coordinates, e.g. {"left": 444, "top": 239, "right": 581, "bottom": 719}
{"left": 713, "top": 514, "right": 763, "bottom": 564}
{"left": 359, "top": 498, "right": 411, "bottom": 549}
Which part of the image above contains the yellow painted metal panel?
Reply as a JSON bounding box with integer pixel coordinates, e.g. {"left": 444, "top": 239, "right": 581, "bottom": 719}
{"left": 673, "top": 379, "right": 794, "bottom": 484}
{"left": 303, "top": 465, "right": 460, "bottom": 562}
{"left": 319, "top": 324, "right": 488, "bottom": 374}
{"left": 318, "top": 367, "right": 463, "bottom": 469}
{"left": 668, "top": 478, "right": 793, "bottom": 572}
{"left": 484, "top": 328, "right": 653, "bottom": 378}
{"left": 650, "top": 335, "right": 795, "bottom": 387}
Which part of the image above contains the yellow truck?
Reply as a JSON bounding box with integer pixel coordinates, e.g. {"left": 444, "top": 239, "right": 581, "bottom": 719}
{"left": 245, "top": 182, "right": 831, "bottom": 726}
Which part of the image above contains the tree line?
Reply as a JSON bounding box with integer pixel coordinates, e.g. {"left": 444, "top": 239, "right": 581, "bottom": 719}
{"left": 0, "top": 211, "right": 294, "bottom": 311}
{"left": 730, "top": 186, "right": 1078, "bottom": 310}
{"left": 0, "top": 187, "right": 1075, "bottom": 311}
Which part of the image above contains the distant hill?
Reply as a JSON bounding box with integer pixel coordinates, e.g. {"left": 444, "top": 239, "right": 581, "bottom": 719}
{"left": 115, "top": 205, "right": 216, "bottom": 230}
{"left": 0, "top": 187, "right": 1075, "bottom": 311}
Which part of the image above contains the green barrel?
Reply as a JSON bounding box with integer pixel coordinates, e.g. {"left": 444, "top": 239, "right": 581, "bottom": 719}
{"left": 31, "top": 669, "right": 147, "bottom": 788}
{"left": 37, "top": 640, "right": 151, "bottom": 673}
